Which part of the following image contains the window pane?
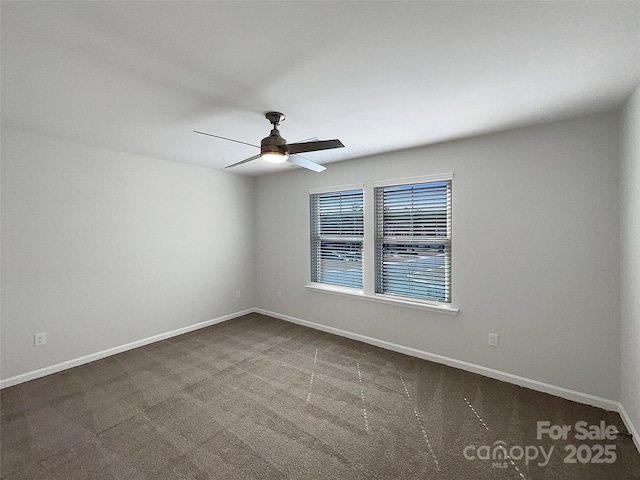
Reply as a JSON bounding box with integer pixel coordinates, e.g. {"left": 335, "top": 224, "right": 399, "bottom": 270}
{"left": 380, "top": 243, "right": 450, "bottom": 302}
{"left": 317, "top": 190, "right": 364, "bottom": 237}
{"left": 380, "top": 182, "right": 449, "bottom": 238}
{"left": 317, "top": 241, "right": 363, "bottom": 288}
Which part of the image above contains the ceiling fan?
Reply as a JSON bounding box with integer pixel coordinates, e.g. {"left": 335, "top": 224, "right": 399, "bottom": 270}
{"left": 194, "top": 112, "right": 344, "bottom": 172}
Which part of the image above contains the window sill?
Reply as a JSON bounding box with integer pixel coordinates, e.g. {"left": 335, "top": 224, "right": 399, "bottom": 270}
{"left": 305, "top": 283, "right": 459, "bottom": 316}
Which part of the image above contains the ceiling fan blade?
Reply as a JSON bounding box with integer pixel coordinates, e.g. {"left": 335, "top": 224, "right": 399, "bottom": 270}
{"left": 194, "top": 131, "right": 259, "bottom": 148}
{"left": 287, "top": 155, "right": 326, "bottom": 172}
{"left": 287, "top": 139, "right": 344, "bottom": 155}
{"left": 225, "top": 154, "right": 261, "bottom": 169}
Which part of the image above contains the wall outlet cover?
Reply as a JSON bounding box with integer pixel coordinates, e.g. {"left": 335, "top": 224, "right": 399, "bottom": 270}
{"left": 34, "top": 332, "right": 47, "bottom": 347}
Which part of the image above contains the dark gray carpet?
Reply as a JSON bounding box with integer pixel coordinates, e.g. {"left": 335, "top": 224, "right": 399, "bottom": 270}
{"left": 1, "top": 313, "right": 639, "bottom": 479}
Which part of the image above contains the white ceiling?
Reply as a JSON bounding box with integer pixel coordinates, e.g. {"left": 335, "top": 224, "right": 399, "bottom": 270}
{"left": 2, "top": 1, "right": 639, "bottom": 176}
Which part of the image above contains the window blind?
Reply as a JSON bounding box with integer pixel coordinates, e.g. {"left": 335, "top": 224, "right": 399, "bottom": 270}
{"left": 310, "top": 188, "right": 364, "bottom": 289}
{"left": 375, "top": 180, "right": 451, "bottom": 302}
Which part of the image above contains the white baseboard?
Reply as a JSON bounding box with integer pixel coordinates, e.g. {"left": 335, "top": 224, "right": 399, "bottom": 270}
{"left": 619, "top": 403, "right": 640, "bottom": 453}
{"left": 0, "top": 309, "right": 253, "bottom": 389}
{"left": 255, "top": 308, "right": 621, "bottom": 412}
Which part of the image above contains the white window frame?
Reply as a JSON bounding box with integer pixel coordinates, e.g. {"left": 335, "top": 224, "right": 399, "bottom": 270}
{"left": 306, "top": 175, "right": 457, "bottom": 316}
{"left": 374, "top": 173, "right": 453, "bottom": 305}
{"left": 309, "top": 184, "right": 364, "bottom": 291}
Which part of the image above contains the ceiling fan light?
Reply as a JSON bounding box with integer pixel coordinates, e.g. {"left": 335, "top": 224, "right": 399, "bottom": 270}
{"left": 262, "top": 151, "right": 289, "bottom": 163}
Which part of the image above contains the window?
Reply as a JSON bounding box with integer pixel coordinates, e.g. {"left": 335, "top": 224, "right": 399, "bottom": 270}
{"left": 310, "top": 186, "right": 364, "bottom": 289}
{"left": 375, "top": 174, "right": 452, "bottom": 303}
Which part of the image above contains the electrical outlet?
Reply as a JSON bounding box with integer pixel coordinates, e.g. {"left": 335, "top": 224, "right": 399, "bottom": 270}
{"left": 235, "top": 290, "right": 241, "bottom": 299}
{"left": 34, "top": 332, "right": 47, "bottom": 347}
{"left": 277, "top": 291, "right": 282, "bottom": 300}
{"left": 488, "top": 333, "right": 499, "bottom": 348}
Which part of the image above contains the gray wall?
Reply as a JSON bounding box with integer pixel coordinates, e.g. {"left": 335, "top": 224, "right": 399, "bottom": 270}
{"left": 1, "top": 129, "right": 256, "bottom": 380}
{"left": 620, "top": 86, "right": 640, "bottom": 438}
{"left": 255, "top": 112, "right": 621, "bottom": 401}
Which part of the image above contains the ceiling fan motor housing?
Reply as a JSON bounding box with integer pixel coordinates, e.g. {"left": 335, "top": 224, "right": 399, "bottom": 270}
{"left": 261, "top": 127, "right": 288, "bottom": 155}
